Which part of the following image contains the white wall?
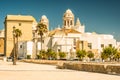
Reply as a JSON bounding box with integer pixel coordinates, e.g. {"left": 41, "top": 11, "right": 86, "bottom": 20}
{"left": 18, "top": 42, "right": 26, "bottom": 58}
{"left": 18, "top": 41, "right": 33, "bottom": 58}
{"left": 26, "top": 41, "right": 33, "bottom": 56}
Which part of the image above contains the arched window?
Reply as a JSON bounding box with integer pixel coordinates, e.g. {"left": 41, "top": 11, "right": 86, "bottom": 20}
{"left": 67, "top": 21, "right": 69, "bottom": 26}
{"left": 70, "top": 20, "right": 72, "bottom": 25}
{"left": 64, "top": 21, "right": 66, "bottom": 26}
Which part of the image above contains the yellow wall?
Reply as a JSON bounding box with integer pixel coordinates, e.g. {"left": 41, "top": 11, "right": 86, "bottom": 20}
{"left": 4, "top": 15, "right": 35, "bottom": 57}
{"left": 76, "top": 40, "right": 99, "bottom": 58}
{"left": 0, "top": 38, "right": 4, "bottom": 54}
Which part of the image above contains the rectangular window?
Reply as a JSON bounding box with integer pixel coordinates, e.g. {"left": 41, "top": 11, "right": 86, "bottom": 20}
{"left": 88, "top": 43, "right": 92, "bottom": 49}
{"left": 58, "top": 49, "right": 60, "bottom": 52}
{"left": 73, "top": 38, "right": 76, "bottom": 46}
{"left": 20, "top": 45, "right": 22, "bottom": 48}
{"left": 19, "top": 23, "right": 21, "bottom": 26}
{"left": 42, "top": 40, "right": 44, "bottom": 43}
{"left": 81, "top": 41, "right": 84, "bottom": 50}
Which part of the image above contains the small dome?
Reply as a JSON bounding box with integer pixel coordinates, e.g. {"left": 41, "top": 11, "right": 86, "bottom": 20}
{"left": 40, "top": 15, "right": 49, "bottom": 23}
{"left": 41, "top": 15, "right": 47, "bottom": 19}
{"left": 66, "top": 9, "right": 72, "bottom": 14}
{"left": 64, "top": 9, "right": 74, "bottom": 18}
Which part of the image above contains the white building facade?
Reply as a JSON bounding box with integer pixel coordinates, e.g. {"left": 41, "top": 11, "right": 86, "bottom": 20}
{"left": 18, "top": 9, "right": 117, "bottom": 59}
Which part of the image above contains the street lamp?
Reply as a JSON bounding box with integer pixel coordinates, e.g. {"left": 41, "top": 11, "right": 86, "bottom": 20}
{"left": 13, "top": 26, "right": 16, "bottom": 65}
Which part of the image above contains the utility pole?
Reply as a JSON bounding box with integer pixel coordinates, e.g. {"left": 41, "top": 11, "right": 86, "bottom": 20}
{"left": 13, "top": 26, "right": 16, "bottom": 65}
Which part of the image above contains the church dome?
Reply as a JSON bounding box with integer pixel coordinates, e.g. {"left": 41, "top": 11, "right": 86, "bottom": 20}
{"left": 41, "top": 15, "right": 47, "bottom": 19}
{"left": 66, "top": 9, "right": 72, "bottom": 13}
{"left": 39, "top": 15, "right": 49, "bottom": 30}
{"left": 64, "top": 9, "right": 74, "bottom": 18}
{"left": 40, "top": 15, "right": 49, "bottom": 23}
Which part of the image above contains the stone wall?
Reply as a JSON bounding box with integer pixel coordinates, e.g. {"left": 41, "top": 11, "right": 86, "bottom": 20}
{"left": 22, "top": 59, "right": 65, "bottom": 66}
{"left": 21, "top": 59, "right": 120, "bottom": 75}
{"left": 62, "top": 62, "right": 120, "bottom": 75}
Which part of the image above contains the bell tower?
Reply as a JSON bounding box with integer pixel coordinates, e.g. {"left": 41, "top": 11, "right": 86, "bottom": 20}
{"left": 40, "top": 15, "right": 49, "bottom": 30}
{"left": 63, "top": 9, "right": 74, "bottom": 29}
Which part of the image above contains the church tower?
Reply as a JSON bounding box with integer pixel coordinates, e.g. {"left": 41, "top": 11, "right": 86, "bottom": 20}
{"left": 63, "top": 9, "right": 74, "bottom": 29}
{"left": 74, "top": 18, "right": 85, "bottom": 33}
{"left": 76, "top": 18, "right": 81, "bottom": 26}
{"left": 40, "top": 15, "right": 49, "bottom": 30}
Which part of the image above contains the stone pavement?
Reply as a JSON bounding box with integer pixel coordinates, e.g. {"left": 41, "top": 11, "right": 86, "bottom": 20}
{"left": 0, "top": 60, "right": 120, "bottom": 80}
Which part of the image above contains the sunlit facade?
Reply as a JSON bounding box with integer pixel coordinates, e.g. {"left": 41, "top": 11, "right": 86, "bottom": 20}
{"left": 4, "top": 15, "right": 37, "bottom": 57}
{"left": 31, "top": 9, "right": 116, "bottom": 59}
{"left": 4, "top": 9, "right": 117, "bottom": 59}
{"left": 0, "top": 29, "right": 4, "bottom": 55}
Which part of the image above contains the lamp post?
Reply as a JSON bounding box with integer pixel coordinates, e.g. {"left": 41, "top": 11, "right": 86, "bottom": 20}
{"left": 13, "top": 26, "right": 16, "bottom": 65}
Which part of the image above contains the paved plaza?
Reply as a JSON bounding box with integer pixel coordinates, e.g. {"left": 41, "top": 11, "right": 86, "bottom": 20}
{"left": 0, "top": 60, "right": 120, "bottom": 80}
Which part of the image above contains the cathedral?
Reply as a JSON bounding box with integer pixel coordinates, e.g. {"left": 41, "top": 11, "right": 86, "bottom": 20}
{"left": 31, "top": 9, "right": 116, "bottom": 59}
{"left": 4, "top": 9, "right": 117, "bottom": 59}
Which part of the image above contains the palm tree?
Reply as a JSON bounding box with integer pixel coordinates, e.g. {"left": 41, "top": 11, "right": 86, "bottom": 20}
{"left": 37, "top": 23, "right": 48, "bottom": 50}
{"left": 14, "top": 29, "right": 22, "bottom": 59}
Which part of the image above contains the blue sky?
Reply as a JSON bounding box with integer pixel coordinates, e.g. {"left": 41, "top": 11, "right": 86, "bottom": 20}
{"left": 0, "top": 0, "right": 120, "bottom": 41}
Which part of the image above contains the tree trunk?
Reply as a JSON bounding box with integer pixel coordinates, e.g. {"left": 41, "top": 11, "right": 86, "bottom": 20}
{"left": 16, "top": 37, "right": 18, "bottom": 59}
{"left": 13, "top": 35, "right": 16, "bottom": 65}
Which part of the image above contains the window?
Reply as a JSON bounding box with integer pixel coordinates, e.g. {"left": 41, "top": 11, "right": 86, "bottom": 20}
{"left": 88, "top": 43, "right": 92, "bottom": 49}
{"left": 81, "top": 41, "right": 84, "bottom": 50}
{"left": 74, "top": 47, "right": 76, "bottom": 49}
{"left": 58, "top": 49, "right": 60, "bottom": 52}
{"left": 101, "top": 44, "right": 104, "bottom": 48}
{"left": 19, "top": 23, "right": 21, "bottom": 26}
{"left": 64, "top": 21, "right": 66, "bottom": 26}
{"left": 67, "top": 21, "right": 69, "bottom": 26}
{"left": 42, "top": 40, "right": 44, "bottom": 43}
{"left": 70, "top": 20, "right": 72, "bottom": 25}
{"left": 73, "top": 38, "right": 76, "bottom": 46}
{"left": 20, "top": 45, "right": 22, "bottom": 48}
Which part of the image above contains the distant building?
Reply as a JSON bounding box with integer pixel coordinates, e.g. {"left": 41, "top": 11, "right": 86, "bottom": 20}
{"left": 4, "top": 9, "right": 117, "bottom": 59}
{"left": 32, "top": 9, "right": 116, "bottom": 59}
{"left": 18, "top": 41, "right": 34, "bottom": 58}
{"left": 4, "top": 15, "right": 37, "bottom": 57}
